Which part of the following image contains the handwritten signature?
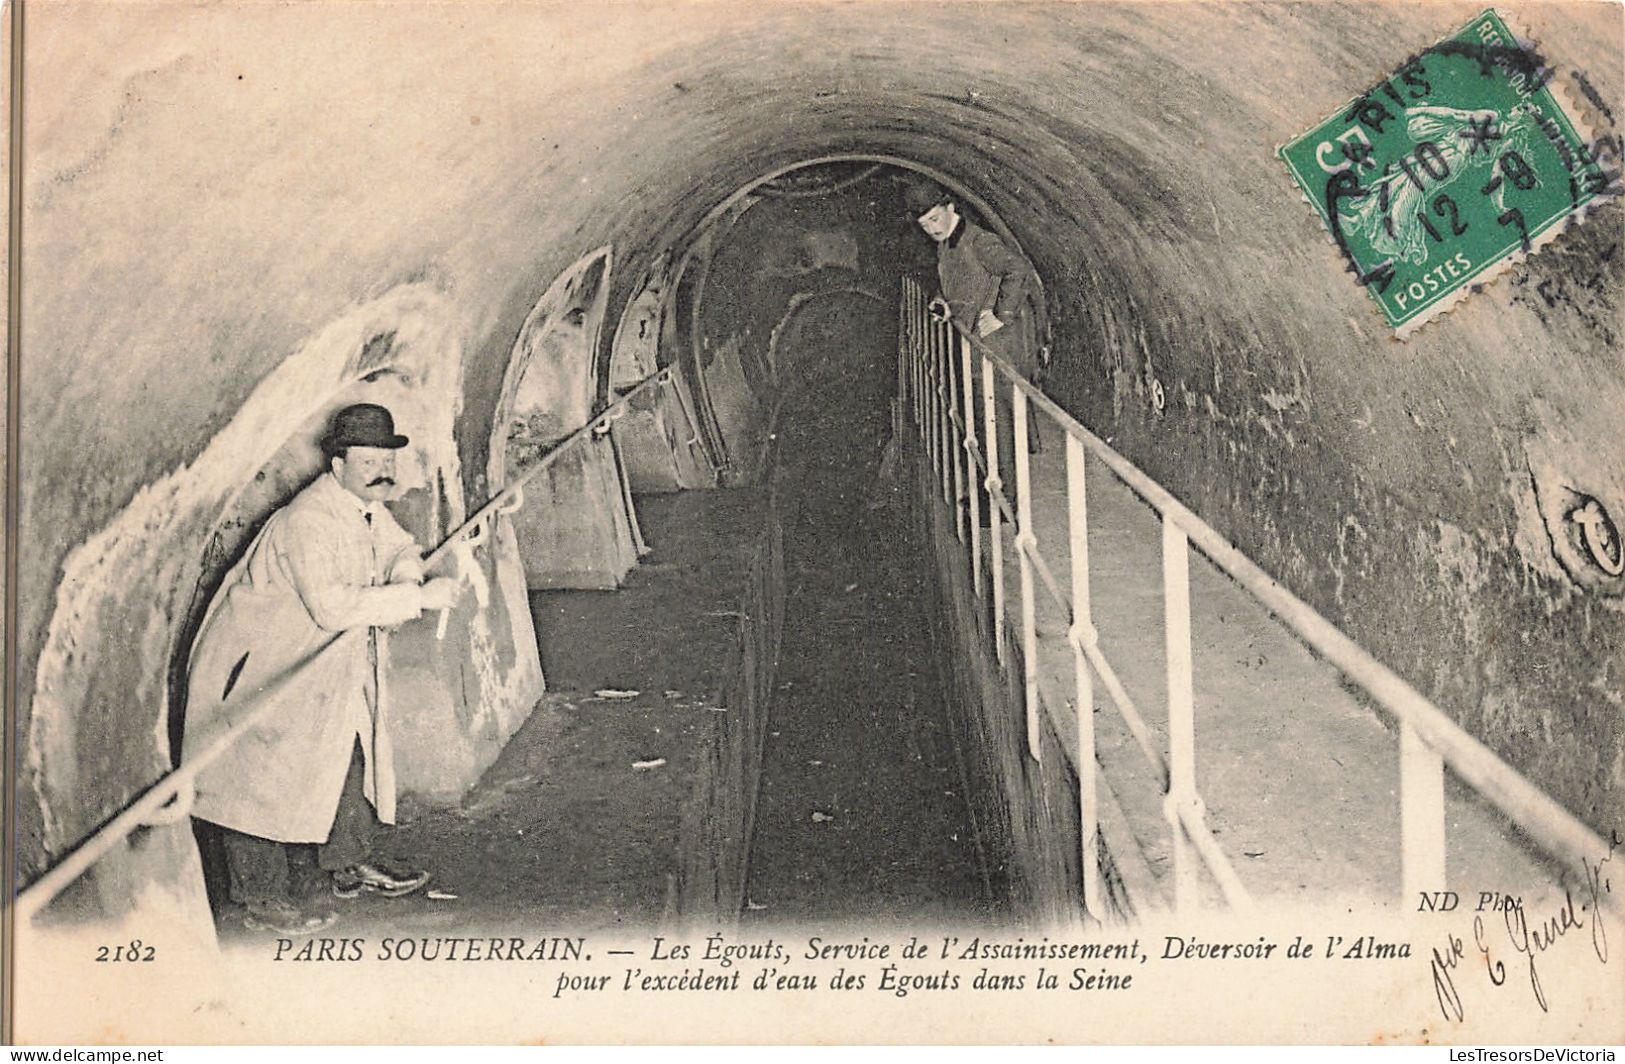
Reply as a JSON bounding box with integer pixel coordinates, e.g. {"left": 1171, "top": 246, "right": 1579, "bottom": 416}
{"left": 1429, "top": 829, "right": 1618, "bottom": 1021}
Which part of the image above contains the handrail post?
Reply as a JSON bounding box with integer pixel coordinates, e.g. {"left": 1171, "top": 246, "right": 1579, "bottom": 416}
{"left": 913, "top": 282, "right": 926, "bottom": 449}
{"left": 948, "top": 325, "right": 967, "bottom": 544}
{"left": 897, "top": 281, "right": 908, "bottom": 429}
{"left": 959, "top": 334, "right": 984, "bottom": 598}
{"left": 1066, "top": 434, "right": 1103, "bottom": 922}
{"left": 914, "top": 284, "right": 925, "bottom": 437}
{"left": 936, "top": 319, "right": 952, "bottom": 503}
{"left": 930, "top": 315, "right": 944, "bottom": 490}
{"left": 904, "top": 280, "right": 914, "bottom": 432}
{"left": 929, "top": 289, "right": 942, "bottom": 467}
{"left": 931, "top": 301, "right": 942, "bottom": 471}
{"left": 1014, "top": 383, "right": 1041, "bottom": 763}
{"left": 918, "top": 289, "right": 928, "bottom": 444}
{"left": 935, "top": 313, "right": 946, "bottom": 477}
{"left": 1162, "top": 517, "right": 1200, "bottom": 912}
{"left": 1400, "top": 722, "right": 1446, "bottom": 901}
{"left": 982, "top": 353, "right": 1006, "bottom": 666}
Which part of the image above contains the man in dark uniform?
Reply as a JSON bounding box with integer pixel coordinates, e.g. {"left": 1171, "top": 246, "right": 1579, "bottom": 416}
{"left": 904, "top": 179, "right": 1044, "bottom": 515}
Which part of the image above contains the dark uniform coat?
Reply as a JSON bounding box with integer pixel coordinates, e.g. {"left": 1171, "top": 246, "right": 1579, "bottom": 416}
{"left": 937, "top": 217, "right": 1042, "bottom": 377}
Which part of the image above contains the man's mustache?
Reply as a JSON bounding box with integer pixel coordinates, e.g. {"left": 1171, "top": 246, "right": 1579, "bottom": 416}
{"left": 367, "top": 476, "right": 395, "bottom": 487}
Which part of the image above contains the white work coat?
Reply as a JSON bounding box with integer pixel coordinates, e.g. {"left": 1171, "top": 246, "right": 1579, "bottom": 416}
{"left": 183, "top": 473, "right": 428, "bottom": 843}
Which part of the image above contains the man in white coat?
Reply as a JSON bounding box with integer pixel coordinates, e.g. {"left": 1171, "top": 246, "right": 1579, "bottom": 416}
{"left": 183, "top": 403, "right": 461, "bottom": 934}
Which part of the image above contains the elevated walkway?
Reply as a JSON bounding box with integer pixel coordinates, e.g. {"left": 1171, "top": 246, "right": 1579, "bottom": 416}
{"left": 902, "top": 274, "right": 1612, "bottom": 922}
{"left": 1008, "top": 443, "right": 1551, "bottom": 908}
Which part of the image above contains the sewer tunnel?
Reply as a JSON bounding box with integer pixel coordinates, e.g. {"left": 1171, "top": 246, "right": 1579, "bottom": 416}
{"left": 12, "top": 3, "right": 1624, "bottom": 947}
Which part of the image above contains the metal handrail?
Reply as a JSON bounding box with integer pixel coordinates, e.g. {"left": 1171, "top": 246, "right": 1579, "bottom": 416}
{"left": 905, "top": 277, "right": 1620, "bottom": 919}
{"left": 1067, "top": 627, "right": 1170, "bottom": 788}
{"left": 426, "top": 366, "right": 674, "bottom": 568}
{"left": 953, "top": 388, "right": 1170, "bottom": 784}
{"left": 12, "top": 365, "right": 682, "bottom": 925}
{"left": 959, "top": 325, "right": 1615, "bottom": 892}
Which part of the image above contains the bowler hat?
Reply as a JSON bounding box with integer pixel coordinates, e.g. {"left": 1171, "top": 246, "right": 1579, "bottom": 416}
{"left": 902, "top": 178, "right": 951, "bottom": 217}
{"left": 323, "top": 403, "right": 409, "bottom": 454}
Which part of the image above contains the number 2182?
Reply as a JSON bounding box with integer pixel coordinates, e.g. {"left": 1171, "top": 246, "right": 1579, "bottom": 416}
{"left": 95, "top": 940, "right": 156, "bottom": 962}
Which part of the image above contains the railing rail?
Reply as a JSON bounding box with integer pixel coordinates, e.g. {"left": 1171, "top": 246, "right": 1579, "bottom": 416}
{"left": 12, "top": 365, "right": 684, "bottom": 926}
{"left": 899, "top": 275, "right": 1619, "bottom": 921}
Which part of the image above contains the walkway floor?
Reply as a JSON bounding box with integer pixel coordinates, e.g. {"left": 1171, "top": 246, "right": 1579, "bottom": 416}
{"left": 961, "top": 430, "right": 1555, "bottom": 910}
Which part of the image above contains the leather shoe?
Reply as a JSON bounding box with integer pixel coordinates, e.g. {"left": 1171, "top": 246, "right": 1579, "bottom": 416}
{"left": 332, "top": 862, "right": 431, "bottom": 899}
{"left": 243, "top": 898, "right": 338, "bottom": 935}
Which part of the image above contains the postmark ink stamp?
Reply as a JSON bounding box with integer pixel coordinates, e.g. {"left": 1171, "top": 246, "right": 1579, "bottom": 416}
{"left": 1278, "top": 9, "right": 1618, "bottom": 336}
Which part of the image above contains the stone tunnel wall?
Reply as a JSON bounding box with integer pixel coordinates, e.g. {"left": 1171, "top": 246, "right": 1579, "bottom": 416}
{"left": 16, "top": 3, "right": 1622, "bottom": 901}
{"left": 1011, "top": 6, "right": 1625, "bottom": 832}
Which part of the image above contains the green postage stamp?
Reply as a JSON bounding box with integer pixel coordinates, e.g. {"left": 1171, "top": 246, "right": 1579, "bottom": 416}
{"left": 1278, "top": 8, "right": 1617, "bottom": 336}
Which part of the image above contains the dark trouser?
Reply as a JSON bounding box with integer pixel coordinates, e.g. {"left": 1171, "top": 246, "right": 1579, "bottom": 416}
{"left": 219, "top": 740, "right": 377, "bottom": 906}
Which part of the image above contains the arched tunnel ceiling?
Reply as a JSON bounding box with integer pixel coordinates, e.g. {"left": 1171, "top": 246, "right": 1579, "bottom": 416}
{"left": 22, "top": 1, "right": 1619, "bottom": 496}
{"left": 16, "top": 1, "right": 1625, "bottom": 853}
